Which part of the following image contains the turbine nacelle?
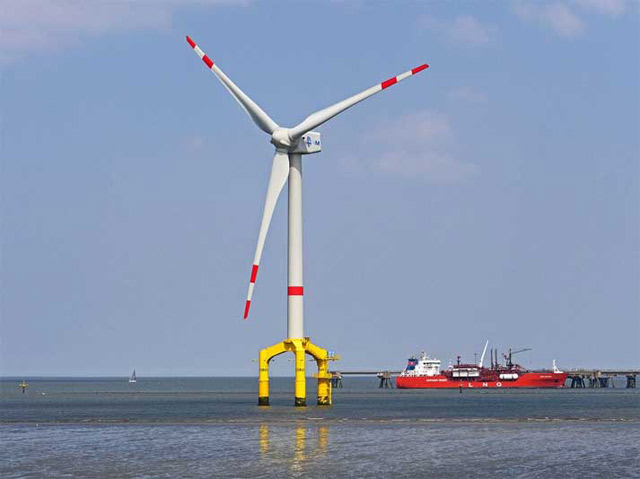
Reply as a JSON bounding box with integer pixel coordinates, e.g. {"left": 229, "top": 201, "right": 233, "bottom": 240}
{"left": 292, "top": 131, "right": 321, "bottom": 155}
{"left": 270, "top": 129, "right": 322, "bottom": 155}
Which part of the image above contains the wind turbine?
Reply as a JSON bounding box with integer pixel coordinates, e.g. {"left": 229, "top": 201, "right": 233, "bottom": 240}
{"left": 186, "top": 35, "right": 428, "bottom": 406}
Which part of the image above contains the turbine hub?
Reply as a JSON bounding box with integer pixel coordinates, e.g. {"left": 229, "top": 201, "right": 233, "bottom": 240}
{"left": 270, "top": 128, "right": 293, "bottom": 149}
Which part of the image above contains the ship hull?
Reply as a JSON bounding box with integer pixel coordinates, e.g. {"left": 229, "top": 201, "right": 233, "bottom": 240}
{"left": 396, "top": 372, "right": 568, "bottom": 389}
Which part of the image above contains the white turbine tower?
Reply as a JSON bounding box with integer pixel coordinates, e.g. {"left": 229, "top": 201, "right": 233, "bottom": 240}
{"left": 186, "top": 36, "right": 428, "bottom": 406}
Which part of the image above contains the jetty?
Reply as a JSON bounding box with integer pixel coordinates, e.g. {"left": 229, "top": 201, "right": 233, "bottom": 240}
{"left": 330, "top": 370, "right": 402, "bottom": 388}
{"left": 565, "top": 369, "right": 639, "bottom": 388}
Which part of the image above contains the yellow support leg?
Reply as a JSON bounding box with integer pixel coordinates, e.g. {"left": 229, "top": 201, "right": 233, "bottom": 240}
{"left": 258, "top": 341, "right": 288, "bottom": 406}
{"left": 316, "top": 358, "right": 331, "bottom": 405}
{"left": 293, "top": 340, "right": 307, "bottom": 407}
{"left": 258, "top": 349, "right": 270, "bottom": 406}
{"left": 306, "top": 340, "right": 335, "bottom": 406}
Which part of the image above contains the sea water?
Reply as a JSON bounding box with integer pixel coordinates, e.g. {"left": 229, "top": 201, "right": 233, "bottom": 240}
{"left": 1, "top": 377, "right": 638, "bottom": 478}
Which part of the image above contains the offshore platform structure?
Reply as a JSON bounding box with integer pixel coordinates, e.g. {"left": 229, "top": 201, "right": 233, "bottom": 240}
{"left": 186, "top": 36, "right": 428, "bottom": 406}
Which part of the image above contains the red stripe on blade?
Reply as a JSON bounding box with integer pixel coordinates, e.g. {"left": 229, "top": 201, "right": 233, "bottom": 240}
{"left": 411, "top": 64, "right": 429, "bottom": 74}
{"left": 288, "top": 286, "right": 304, "bottom": 296}
{"left": 250, "top": 264, "right": 259, "bottom": 283}
{"left": 381, "top": 77, "right": 398, "bottom": 89}
{"left": 186, "top": 36, "right": 196, "bottom": 48}
{"left": 244, "top": 300, "right": 251, "bottom": 319}
{"left": 203, "top": 55, "right": 214, "bottom": 68}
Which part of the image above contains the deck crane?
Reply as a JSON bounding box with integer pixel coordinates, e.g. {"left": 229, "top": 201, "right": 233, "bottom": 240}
{"left": 503, "top": 348, "right": 532, "bottom": 369}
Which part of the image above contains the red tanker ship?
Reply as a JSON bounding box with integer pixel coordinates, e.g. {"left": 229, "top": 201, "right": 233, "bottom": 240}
{"left": 396, "top": 342, "right": 568, "bottom": 389}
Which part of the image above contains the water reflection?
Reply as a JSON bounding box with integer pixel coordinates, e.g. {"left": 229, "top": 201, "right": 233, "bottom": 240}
{"left": 259, "top": 424, "right": 269, "bottom": 455}
{"left": 292, "top": 426, "right": 306, "bottom": 473}
{"left": 258, "top": 424, "right": 330, "bottom": 470}
{"left": 318, "top": 426, "right": 328, "bottom": 455}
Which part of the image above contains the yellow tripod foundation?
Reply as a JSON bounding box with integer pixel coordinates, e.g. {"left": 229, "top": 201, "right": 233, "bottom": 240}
{"left": 258, "top": 338, "right": 336, "bottom": 406}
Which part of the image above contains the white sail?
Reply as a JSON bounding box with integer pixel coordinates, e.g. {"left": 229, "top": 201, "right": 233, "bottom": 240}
{"left": 129, "top": 369, "right": 137, "bottom": 383}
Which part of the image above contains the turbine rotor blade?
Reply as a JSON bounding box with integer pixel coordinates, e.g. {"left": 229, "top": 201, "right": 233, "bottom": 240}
{"left": 186, "top": 36, "right": 279, "bottom": 135}
{"left": 244, "top": 150, "right": 290, "bottom": 319}
{"left": 288, "top": 63, "right": 429, "bottom": 141}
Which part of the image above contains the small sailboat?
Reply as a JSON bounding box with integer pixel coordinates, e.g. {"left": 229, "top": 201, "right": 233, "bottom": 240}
{"left": 129, "top": 369, "right": 137, "bottom": 383}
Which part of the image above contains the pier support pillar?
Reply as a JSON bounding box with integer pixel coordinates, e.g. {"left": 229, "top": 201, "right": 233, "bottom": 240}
{"left": 569, "top": 375, "right": 586, "bottom": 388}
{"left": 378, "top": 372, "right": 393, "bottom": 388}
{"left": 626, "top": 375, "right": 636, "bottom": 388}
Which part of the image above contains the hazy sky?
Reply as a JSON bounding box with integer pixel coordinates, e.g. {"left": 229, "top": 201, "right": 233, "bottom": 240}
{"left": 1, "top": 0, "right": 638, "bottom": 376}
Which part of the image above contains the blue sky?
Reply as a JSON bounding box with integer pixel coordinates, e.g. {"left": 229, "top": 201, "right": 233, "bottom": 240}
{"left": 1, "top": 0, "right": 638, "bottom": 376}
